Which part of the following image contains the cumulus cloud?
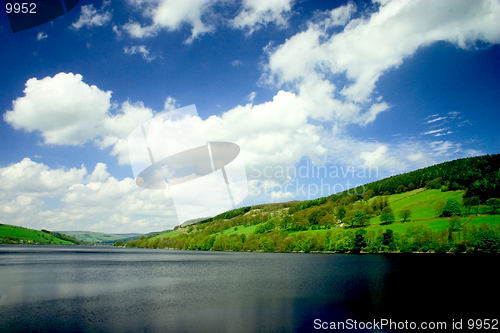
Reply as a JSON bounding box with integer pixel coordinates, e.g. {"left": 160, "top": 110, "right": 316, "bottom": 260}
{"left": 263, "top": 0, "right": 500, "bottom": 126}
{"left": 0, "top": 158, "right": 87, "bottom": 197}
{"left": 0, "top": 158, "right": 178, "bottom": 233}
{"left": 1, "top": 195, "right": 44, "bottom": 215}
{"left": 203, "top": 90, "right": 326, "bottom": 172}
{"left": 122, "top": 0, "right": 213, "bottom": 43}
{"left": 72, "top": 2, "right": 112, "bottom": 29}
{"left": 4, "top": 73, "right": 155, "bottom": 165}
{"left": 4, "top": 73, "right": 112, "bottom": 145}
{"left": 231, "top": 0, "right": 293, "bottom": 33}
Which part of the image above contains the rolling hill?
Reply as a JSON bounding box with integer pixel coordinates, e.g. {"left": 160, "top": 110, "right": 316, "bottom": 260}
{"left": 0, "top": 224, "right": 80, "bottom": 245}
{"left": 124, "top": 154, "right": 500, "bottom": 253}
{"left": 57, "top": 231, "right": 142, "bottom": 244}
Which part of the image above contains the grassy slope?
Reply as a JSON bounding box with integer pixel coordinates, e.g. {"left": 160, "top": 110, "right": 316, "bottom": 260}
{"left": 149, "top": 188, "right": 500, "bottom": 242}
{"left": 149, "top": 228, "right": 186, "bottom": 241}
{"left": 368, "top": 188, "right": 465, "bottom": 224}
{"left": 0, "top": 224, "right": 76, "bottom": 245}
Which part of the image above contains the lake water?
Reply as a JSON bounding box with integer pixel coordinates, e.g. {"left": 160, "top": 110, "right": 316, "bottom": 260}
{"left": 0, "top": 245, "right": 498, "bottom": 332}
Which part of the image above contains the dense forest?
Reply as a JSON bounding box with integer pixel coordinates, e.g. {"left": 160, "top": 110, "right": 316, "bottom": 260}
{"left": 119, "top": 154, "right": 500, "bottom": 254}
{"left": 354, "top": 154, "right": 500, "bottom": 200}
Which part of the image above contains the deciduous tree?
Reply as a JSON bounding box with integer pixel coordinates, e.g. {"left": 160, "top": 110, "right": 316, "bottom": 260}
{"left": 380, "top": 207, "right": 395, "bottom": 224}
{"left": 442, "top": 199, "right": 461, "bottom": 217}
{"left": 399, "top": 207, "right": 412, "bottom": 223}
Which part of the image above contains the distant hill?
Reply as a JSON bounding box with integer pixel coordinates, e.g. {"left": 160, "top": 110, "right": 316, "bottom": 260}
{"left": 57, "top": 231, "right": 142, "bottom": 244}
{"left": 0, "top": 224, "right": 80, "bottom": 245}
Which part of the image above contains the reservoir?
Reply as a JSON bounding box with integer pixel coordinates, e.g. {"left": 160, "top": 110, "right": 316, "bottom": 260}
{"left": 0, "top": 245, "right": 498, "bottom": 332}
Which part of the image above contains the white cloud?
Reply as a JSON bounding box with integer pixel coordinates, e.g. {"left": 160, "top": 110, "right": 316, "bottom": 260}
{"left": 231, "top": 0, "right": 293, "bottom": 33}
{"left": 203, "top": 90, "right": 326, "bottom": 172}
{"left": 423, "top": 127, "right": 450, "bottom": 135}
{"left": 4, "top": 73, "right": 112, "bottom": 146}
{"left": 0, "top": 157, "right": 178, "bottom": 233}
{"left": 72, "top": 3, "right": 112, "bottom": 29}
{"left": 429, "top": 140, "right": 461, "bottom": 157}
{"left": 87, "top": 163, "right": 110, "bottom": 183}
{"left": 36, "top": 32, "right": 48, "bottom": 41}
{"left": 232, "top": 60, "right": 242, "bottom": 66}
{"left": 406, "top": 152, "right": 426, "bottom": 162}
{"left": 360, "top": 145, "right": 401, "bottom": 169}
{"left": 361, "top": 102, "right": 390, "bottom": 126}
{"left": 122, "top": 0, "right": 213, "bottom": 43}
{"left": 121, "top": 21, "right": 159, "bottom": 38}
{"left": 4, "top": 73, "right": 155, "bottom": 165}
{"left": 263, "top": 0, "right": 500, "bottom": 125}
{"left": 124, "top": 45, "right": 156, "bottom": 61}
{"left": 247, "top": 91, "right": 256, "bottom": 103}
{"left": 426, "top": 116, "right": 447, "bottom": 123}
{"left": 1, "top": 195, "right": 44, "bottom": 215}
{"left": 270, "top": 190, "right": 294, "bottom": 202}
{"left": 0, "top": 158, "right": 87, "bottom": 198}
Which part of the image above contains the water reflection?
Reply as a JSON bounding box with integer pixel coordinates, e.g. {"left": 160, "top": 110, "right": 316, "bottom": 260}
{"left": 0, "top": 246, "right": 498, "bottom": 332}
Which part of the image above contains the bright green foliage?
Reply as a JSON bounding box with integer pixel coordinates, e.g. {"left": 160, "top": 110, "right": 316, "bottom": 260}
{"left": 399, "top": 207, "right": 412, "bottom": 222}
{"left": 380, "top": 207, "right": 395, "bottom": 224}
{"left": 122, "top": 154, "right": 500, "bottom": 254}
{"left": 0, "top": 224, "right": 79, "bottom": 245}
{"left": 435, "top": 200, "right": 447, "bottom": 217}
{"left": 353, "top": 210, "right": 370, "bottom": 227}
{"left": 442, "top": 199, "right": 461, "bottom": 217}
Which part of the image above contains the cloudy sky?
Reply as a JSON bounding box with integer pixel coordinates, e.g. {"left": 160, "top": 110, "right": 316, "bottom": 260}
{"left": 1, "top": 0, "right": 499, "bottom": 233}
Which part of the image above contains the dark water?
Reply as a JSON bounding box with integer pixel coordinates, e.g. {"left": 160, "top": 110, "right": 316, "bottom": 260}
{"left": 0, "top": 246, "right": 498, "bottom": 333}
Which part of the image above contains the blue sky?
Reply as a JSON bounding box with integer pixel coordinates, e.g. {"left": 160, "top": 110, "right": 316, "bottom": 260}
{"left": 0, "top": 0, "right": 499, "bottom": 233}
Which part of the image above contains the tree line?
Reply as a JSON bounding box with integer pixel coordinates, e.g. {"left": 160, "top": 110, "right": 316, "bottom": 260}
{"left": 121, "top": 221, "right": 500, "bottom": 254}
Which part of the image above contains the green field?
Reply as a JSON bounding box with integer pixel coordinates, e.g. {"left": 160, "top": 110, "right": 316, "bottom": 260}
{"left": 0, "top": 224, "right": 76, "bottom": 245}
{"left": 368, "top": 188, "right": 465, "bottom": 224}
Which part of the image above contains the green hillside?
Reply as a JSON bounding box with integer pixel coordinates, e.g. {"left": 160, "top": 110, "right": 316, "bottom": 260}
{"left": 0, "top": 224, "right": 79, "bottom": 245}
{"left": 123, "top": 154, "right": 500, "bottom": 254}
{"left": 124, "top": 187, "right": 500, "bottom": 253}
{"left": 368, "top": 188, "right": 464, "bottom": 223}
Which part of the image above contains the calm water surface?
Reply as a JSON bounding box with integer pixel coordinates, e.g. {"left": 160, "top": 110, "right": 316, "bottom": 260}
{"left": 0, "top": 245, "right": 498, "bottom": 332}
